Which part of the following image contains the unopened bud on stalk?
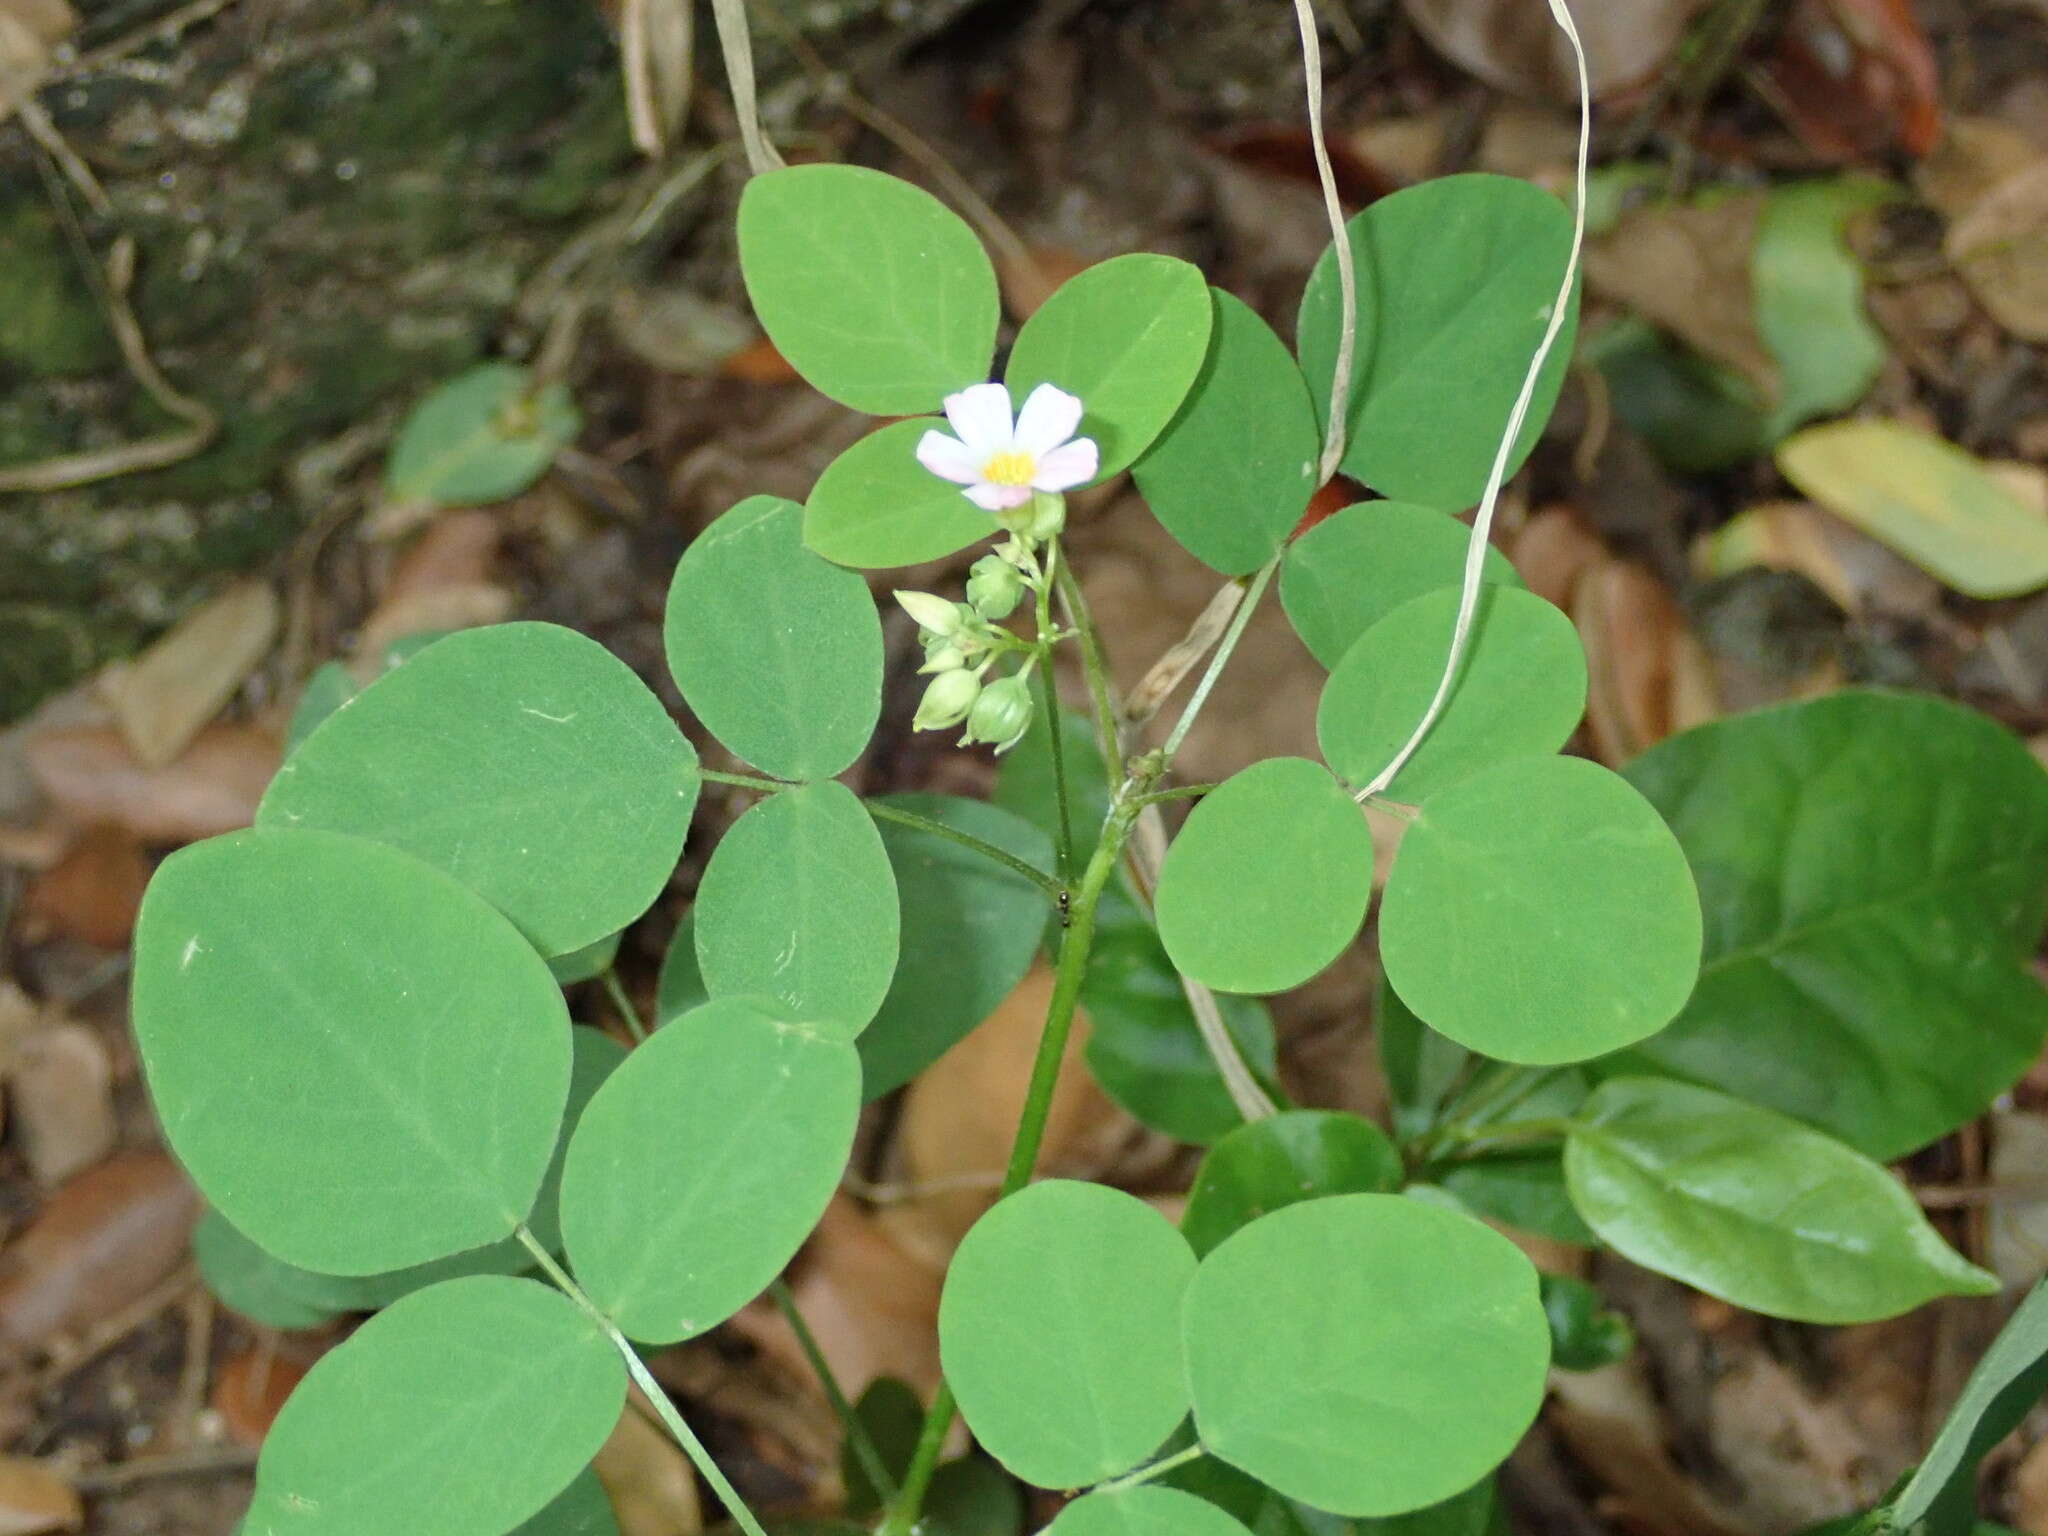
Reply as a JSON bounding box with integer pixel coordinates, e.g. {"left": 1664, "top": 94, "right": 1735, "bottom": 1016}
{"left": 914, "top": 668, "right": 981, "bottom": 731}
{"left": 964, "top": 675, "right": 1033, "bottom": 751}
{"left": 894, "top": 589, "right": 964, "bottom": 638}
{"left": 966, "top": 556, "right": 1027, "bottom": 621}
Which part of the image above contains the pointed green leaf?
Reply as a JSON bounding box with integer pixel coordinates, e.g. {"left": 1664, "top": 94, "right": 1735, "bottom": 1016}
{"left": 738, "top": 164, "right": 999, "bottom": 415}
{"left": 560, "top": 998, "right": 861, "bottom": 1343}
{"left": 694, "top": 781, "right": 899, "bottom": 1034}
{"left": 243, "top": 1277, "right": 623, "bottom": 1536}
{"left": 1156, "top": 757, "right": 1373, "bottom": 995}
{"left": 1181, "top": 1110, "right": 1401, "bottom": 1257}
{"left": 1045, "top": 1489, "right": 1252, "bottom": 1536}
{"left": 135, "top": 828, "right": 569, "bottom": 1275}
{"left": 1379, "top": 755, "right": 1700, "bottom": 1064}
{"left": 1006, "top": 254, "right": 1214, "bottom": 479}
{"left": 806, "top": 419, "right": 999, "bottom": 569}
{"left": 387, "top": 363, "right": 581, "bottom": 507}
{"left": 1183, "top": 1194, "right": 1549, "bottom": 1517}
{"left": 1298, "top": 175, "right": 1578, "bottom": 509}
{"left": 1317, "top": 585, "right": 1586, "bottom": 800}
{"left": 939, "top": 1181, "right": 1196, "bottom": 1488}
{"left": 1566, "top": 1078, "right": 1998, "bottom": 1323}
{"left": 1280, "top": 501, "right": 1524, "bottom": 670}
{"left": 665, "top": 496, "right": 883, "bottom": 782}
{"left": 260, "top": 623, "right": 699, "bottom": 957}
{"left": 1132, "top": 289, "right": 1319, "bottom": 575}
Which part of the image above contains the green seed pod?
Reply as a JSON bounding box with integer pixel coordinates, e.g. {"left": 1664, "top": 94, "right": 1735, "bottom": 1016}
{"left": 966, "top": 556, "right": 1027, "bottom": 621}
{"left": 964, "top": 674, "right": 1034, "bottom": 751}
{"left": 914, "top": 668, "right": 981, "bottom": 731}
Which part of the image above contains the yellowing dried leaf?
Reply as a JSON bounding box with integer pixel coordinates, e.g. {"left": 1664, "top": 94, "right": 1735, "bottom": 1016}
{"left": 0, "top": 1456, "right": 81, "bottom": 1536}
{"left": 95, "top": 580, "right": 277, "bottom": 770}
{"left": 1949, "top": 160, "right": 2048, "bottom": 343}
{"left": 1917, "top": 116, "right": 2041, "bottom": 221}
{"left": 1699, "top": 501, "right": 1861, "bottom": 612}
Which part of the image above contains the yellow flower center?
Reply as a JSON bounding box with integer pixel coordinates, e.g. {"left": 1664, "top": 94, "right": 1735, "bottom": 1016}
{"left": 982, "top": 450, "right": 1036, "bottom": 487}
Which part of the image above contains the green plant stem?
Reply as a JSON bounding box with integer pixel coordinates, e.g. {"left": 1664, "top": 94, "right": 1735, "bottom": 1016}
{"left": 701, "top": 768, "right": 1064, "bottom": 902}
{"left": 600, "top": 967, "right": 649, "bottom": 1044}
{"left": 1423, "top": 1116, "right": 1579, "bottom": 1162}
{"left": 515, "top": 1228, "right": 773, "bottom": 1536}
{"left": 1132, "top": 783, "right": 1218, "bottom": 808}
{"left": 768, "top": 1279, "right": 897, "bottom": 1506}
{"left": 1053, "top": 560, "right": 1126, "bottom": 794}
{"left": 1036, "top": 539, "right": 1077, "bottom": 884}
{"left": 1094, "top": 1442, "right": 1207, "bottom": 1494}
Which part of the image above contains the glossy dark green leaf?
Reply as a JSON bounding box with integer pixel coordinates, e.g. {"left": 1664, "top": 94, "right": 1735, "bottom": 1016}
{"left": 1132, "top": 289, "right": 1320, "bottom": 576}
{"left": 1317, "top": 585, "right": 1586, "bottom": 800}
{"left": 135, "top": 828, "right": 569, "bottom": 1275}
{"left": 1181, "top": 1110, "right": 1401, "bottom": 1257}
{"left": 1006, "top": 254, "right": 1213, "bottom": 479}
{"left": 805, "top": 418, "right": 999, "bottom": 569}
{"left": 1539, "top": 1274, "right": 1635, "bottom": 1372}
{"left": 926, "top": 1456, "right": 1024, "bottom": 1536}
{"left": 1044, "top": 1488, "right": 1253, "bottom": 1536}
{"left": 260, "top": 623, "right": 700, "bottom": 956}
{"left": 386, "top": 363, "right": 581, "bottom": 507}
{"left": 1377, "top": 977, "right": 1471, "bottom": 1146}
{"left": 842, "top": 1378, "right": 923, "bottom": 1517}
{"left": 1156, "top": 757, "right": 1373, "bottom": 995}
{"left": 1618, "top": 690, "right": 2048, "bottom": 1160}
{"left": 511, "top": 1469, "right": 621, "bottom": 1536}
{"left": 1281, "top": 502, "right": 1524, "bottom": 670}
{"left": 243, "top": 1277, "right": 623, "bottom": 1536}
{"left": 1438, "top": 1151, "right": 1599, "bottom": 1248}
{"left": 560, "top": 998, "right": 860, "bottom": 1343}
{"left": 858, "top": 794, "right": 1052, "bottom": 1098}
{"left": 1379, "top": 755, "right": 1700, "bottom": 1064}
{"left": 1565, "top": 1077, "right": 1998, "bottom": 1323}
{"left": 737, "top": 164, "right": 999, "bottom": 415}
{"left": 939, "top": 1180, "right": 1196, "bottom": 1488}
{"left": 1183, "top": 1194, "right": 1548, "bottom": 1516}
{"left": 694, "top": 781, "right": 899, "bottom": 1035}
{"left": 666, "top": 496, "right": 883, "bottom": 781}
{"left": 1297, "top": 175, "right": 1578, "bottom": 509}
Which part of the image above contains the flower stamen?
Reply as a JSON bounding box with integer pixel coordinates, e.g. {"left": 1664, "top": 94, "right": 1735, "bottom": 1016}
{"left": 982, "top": 451, "right": 1037, "bottom": 487}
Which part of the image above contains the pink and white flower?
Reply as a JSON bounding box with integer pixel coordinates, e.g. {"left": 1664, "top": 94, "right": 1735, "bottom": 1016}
{"left": 915, "top": 382, "right": 1100, "bottom": 512}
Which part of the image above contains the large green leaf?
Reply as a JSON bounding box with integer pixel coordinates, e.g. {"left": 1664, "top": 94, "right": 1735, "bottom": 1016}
{"left": 1183, "top": 1194, "right": 1549, "bottom": 1517}
{"left": 1280, "top": 502, "right": 1524, "bottom": 670}
{"left": 666, "top": 496, "right": 883, "bottom": 782}
{"left": 260, "top": 623, "right": 699, "bottom": 957}
{"left": 1180, "top": 1110, "right": 1401, "bottom": 1257}
{"left": 1617, "top": 690, "right": 2048, "bottom": 1160}
{"left": 1379, "top": 755, "right": 1700, "bottom": 1064}
{"left": 386, "top": 363, "right": 580, "bottom": 507}
{"left": 1297, "top": 175, "right": 1578, "bottom": 509}
{"left": 135, "top": 828, "right": 569, "bottom": 1275}
{"left": 560, "top": 998, "right": 860, "bottom": 1343}
{"left": 1316, "top": 585, "right": 1586, "bottom": 801}
{"left": 1156, "top": 757, "right": 1373, "bottom": 995}
{"left": 243, "top": 1277, "right": 622, "bottom": 1536}
{"left": 805, "top": 419, "right": 999, "bottom": 569}
{"left": 939, "top": 1180, "right": 1195, "bottom": 1489}
{"left": 1006, "top": 254, "right": 1213, "bottom": 479}
{"left": 856, "top": 794, "right": 1051, "bottom": 1099}
{"left": 1044, "top": 1489, "right": 1252, "bottom": 1536}
{"left": 1564, "top": 1077, "right": 1997, "bottom": 1323}
{"left": 694, "top": 781, "right": 900, "bottom": 1035}
{"left": 737, "top": 164, "right": 999, "bottom": 415}
{"left": 1131, "top": 289, "right": 1320, "bottom": 576}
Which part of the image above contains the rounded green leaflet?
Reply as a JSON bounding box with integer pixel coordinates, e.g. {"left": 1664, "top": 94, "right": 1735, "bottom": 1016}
{"left": 1180, "top": 1110, "right": 1401, "bottom": 1258}
{"left": 737, "top": 164, "right": 999, "bottom": 416}
{"left": 560, "top": 998, "right": 861, "bottom": 1343}
{"left": 1131, "top": 289, "right": 1319, "bottom": 576}
{"left": 548, "top": 930, "right": 621, "bottom": 986}
{"left": 1183, "top": 1194, "right": 1550, "bottom": 1517}
{"left": 1045, "top": 1488, "right": 1252, "bottom": 1536}
{"left": 1564, "top": 1077, "right": 1998, "bottom": 1324}
{"left": 1380, "top": 754, "right": 1701, "bottom": 1065}
{"left": 259, "top": 622, "right": 700, "bottom": 957}
{"left": 1317, "top": 585, "right": 1586, "bottom": 800}
{"left": 1155, "top": 757, "right": 1373, "bottom": 995}
{"left": 386, "top": 362, "right": 581, "bottom": 507}
{"left": 857, "top": 794, "right": 1052, "bottom": 1099}
{"left": 1297, "top": 175, "right": 1578, "bottom": 510}
{"left": 656, "top": 911, "right": 708, "bottom": 1025}
{"left": 193, "top": 1210, "right": 368, "bottom": 1331}
{"left": 938, "top": 1180, "right": 1196, "bottom": 1489}
{"left": 806, "top": 418, "right": 999, "bottom": 569}
{"left": 133, "top": 828, "right": 569, "bottom": 1275}
{"left": 511, "top": 1469, "right": 620, "bottom": 1536}
{"left": 1617, "top": 689, "right": 2048, "bottom": 1160}
{"left": 666, "top": 496, "right": 883, "bottom": 781}
{"left": 694, "top": 781, "right": 899, "bottom": 1034}
{"left": 1280, "top": 501, "right": 1525, "bottom": 671}
{"left": 1005, "top": 253, "right": 1214, "bottom": 479}
{"left": 243, "top": 1276, "right": 623, "bottom": 1536}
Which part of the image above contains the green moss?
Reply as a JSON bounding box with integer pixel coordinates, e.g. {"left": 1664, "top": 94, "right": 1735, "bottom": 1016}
{"left": 0, "top": 201, "right": 119, "bottom": 376}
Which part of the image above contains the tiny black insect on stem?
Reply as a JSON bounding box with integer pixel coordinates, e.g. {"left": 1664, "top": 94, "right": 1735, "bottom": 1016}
{"left": 1057, "top": 889, "right": 1073, "bottom": 926}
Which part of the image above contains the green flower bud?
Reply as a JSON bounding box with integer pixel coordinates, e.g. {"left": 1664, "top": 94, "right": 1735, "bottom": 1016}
{"left": 964, "top": 674, "right": 1033, "bottom": 751}
{"left": 914, "top": 668, "right": 981, "bottom": 732}
{"left": 918, "top": 641, "right": 969, "bottom": 674}
{"left": 895, "top": 589, "right": 964, "bottom": 638}
{"left": 966, "top": 556, "right": 1027, "bottom": 620}
{"left": 1008, "top": 491, "right": 1066, "bottom": 542}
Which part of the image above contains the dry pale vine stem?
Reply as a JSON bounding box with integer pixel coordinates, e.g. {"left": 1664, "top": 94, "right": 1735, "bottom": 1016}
{"left": 707, "top": 0, "right": 786, "bottom": 175}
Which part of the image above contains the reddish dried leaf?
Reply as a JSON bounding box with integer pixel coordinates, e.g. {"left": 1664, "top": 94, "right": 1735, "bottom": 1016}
{"left": 27, "top": 723, "right": 280, "bottom": 844}
{"left": 1289, "top": 478, "right": 1363, "bottom": 542}
{"left": 1511, "top": 504, "right": 1608, "bottom": 609}
{"left": 997, "top": 246, "right": 1095, "bottom": 323}
{"left": 1206, "top": 126, "right": 1390, "bottom": 207}
{"left": 19, "top": 824, "right": 150, "bottom": 949}
{"left": 211, "top": 1349, "right": 312, "bottom": 1448}
{"left": 719, "top": 334, "right": 801, "bottom": 385}
{"left": 1763, "top": 0, "right": 1942, "bottom": 162}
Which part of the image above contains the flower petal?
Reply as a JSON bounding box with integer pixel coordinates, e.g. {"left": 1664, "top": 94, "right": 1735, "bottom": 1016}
{"left": 964, "top": 481, "right": 1033, "bottom": 512}
{"left": 1031, "top": 437, "right": 1100, "bottom": 493}
{"left": 1012, "top": 383, "right": 1085, "bottom": 456}
{"left": 942, "top": 382, "right": 1015, "bottom": 457}
{"left": 915, "top": 429, "right": 982, "bottom": 486}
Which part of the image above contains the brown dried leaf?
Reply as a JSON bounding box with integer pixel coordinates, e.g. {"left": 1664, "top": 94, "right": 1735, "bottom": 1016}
{"left": 0, "top": 1152, "right": 199, "bottom": 1355}
{"left": 1762, "top": 0, "right": 1942, "bottom": 161}
{"left": 6, "top": 1021, "right": 115, "bottom": 1188}
{"left": 94, "top": 581, "right": 277, "bottom": 771}
{"left": 1949, "top": 160, "right": 2048, "bottom": 343}
{"left": 1547, "top": 1363, "right": 1751, "bottom": 1536}
{"left": 1574, "top": 559, "right": 1718, "bottom": 765}
{"left": 2013, "top": 1429, "right": 2048, "bottom": 1534}
{"left": 19, "top": 824, "right": 150, "bottom": 949}
{"left": 997, "top": 246, "right": 1095, "bottom": 323}
{"left": 1402, "top": 0, "right": 1709, "bottom": 102}
{"left": 353, "top": 510, "right": 513, "bottom": 666}
{"left": 1918, "top": 117, "right": 2041, "bottom": 222}
{"left": 1512, "top": 504, "right": 1608, "bottom": 610}
{"left": 27, "top": 722, "right": 280, "bottom": 843}
{"left": 211, "top": 1349, "right": 312, "bottom": 1449}
{"left": 594, "top": 1398, "right": 702, "bottom": 1536}
{"left": 0, "top": 0, "right": 75, "bottom": 121}
{"left": 0, "top": 1456, "right": 81, "bottom": 1536}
